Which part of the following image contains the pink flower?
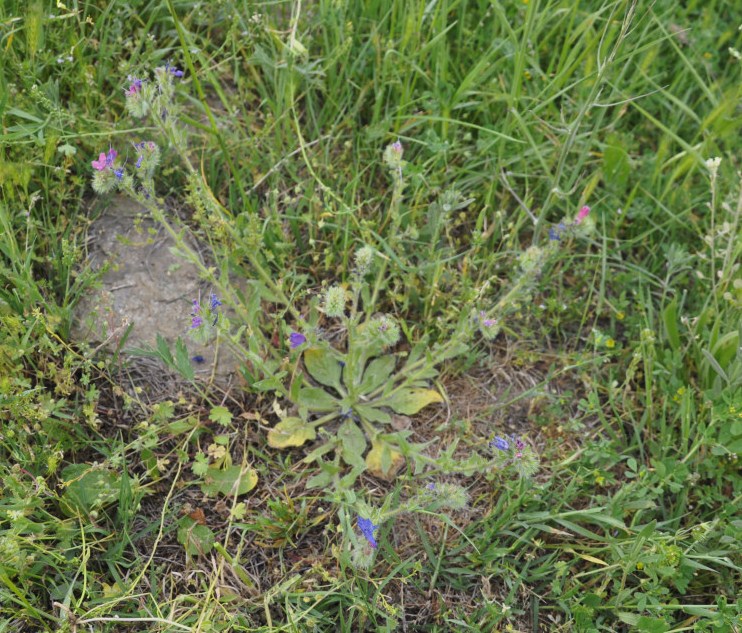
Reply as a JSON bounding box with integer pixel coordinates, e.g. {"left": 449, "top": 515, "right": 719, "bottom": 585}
{"left": 575, "top": 205, "right": 590, "bottom": 224}
{"left": 91, "top": 148, "right": 118, "bottom": 171}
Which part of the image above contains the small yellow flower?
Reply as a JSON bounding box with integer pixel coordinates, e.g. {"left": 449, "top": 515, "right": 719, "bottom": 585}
{"left": 616, "top": 311, "right": 625, "bottom": 320}
{"left": 636, "top": 562, "right": 644, "bottom": 570}
{"left": 524, "top": 70, "right": 532, "bottom": 80}
{"left": 605, "top": 338, "right": 616, "bottom": 349}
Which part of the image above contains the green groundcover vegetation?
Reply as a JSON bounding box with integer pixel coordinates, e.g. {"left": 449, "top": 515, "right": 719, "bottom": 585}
{"left": 1, "top": 1, "right": 740, "bottom": 631}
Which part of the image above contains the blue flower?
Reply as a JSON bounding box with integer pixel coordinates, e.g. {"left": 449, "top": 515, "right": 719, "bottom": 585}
{"left": 426, "top": 482, "right": 436, "bottom": 491}
{"left": 289, "top": 332, "right": 307, "bottom": 349}
{"left": 113, "top": 167, "right": 124, "bottom": 180}
{"left": 192, "top": 355, "right": 205, "bottom": 363}
{"left": 165, "top": 62, "right": 184, "bottom": 77}
{"left": 490, "top": 436, "right": 510, "bottom": 452}
{"left": 209, "top": 293, "right": 222, "bottom": 310}
{"left": 357, "top": 516, "right": 379, "bottom": 549}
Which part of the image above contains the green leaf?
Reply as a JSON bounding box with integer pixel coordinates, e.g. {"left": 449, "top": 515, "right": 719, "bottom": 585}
{"left": 268, "top": 417, "right": 317, "bottom": 448}
{"left": 383, "top": 388, "right": 443, "bottom": 415}
{"left": 59, "top": 465, "right": 119, "bottom": 517}
{"left": 636, "top": 616, "right": 669, "bottom": 633}
{"left": 177, "top": 517, "right": 215, "bottom": 556}
{"left": 201, "top": 465, "right": 258, "bottom": 497}
{"left": 603, "top": 134, "right": 630, "bottom": 190}
{"left": 338, "top": 420, "right": 367, "bottom": 469}
{"left": 358, "top": 355, "right": 396, "bottom": 394}
{"left": 306, "top": 459, "right": 342, "bottom": 489}
{"left": 662, "top": 297, "right": 681, "bottom": 351}
{"left": 355, "top": 404, "right": 391, "bottom": 424}
{"left": 304, "top": 347, "right": 342, "bottom": 388}
{"left": 297, "top": 387, "right": 339, "bottom": 412}
{"left": 156, "top": 333, "right": 174, "bottom": 366}
{"left": 209, "top": 406, "right": 232, "bottom": 426}
{"left": 252, "top": 374, "right": 287, "bottom": 392}
{"left": 174, "top": 337, "right": 195, "bottom": 381}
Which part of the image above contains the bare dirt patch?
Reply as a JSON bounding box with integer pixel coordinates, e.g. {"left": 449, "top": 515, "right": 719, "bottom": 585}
{"left": 72, "top": 195, "right": 242, "bottom": 386}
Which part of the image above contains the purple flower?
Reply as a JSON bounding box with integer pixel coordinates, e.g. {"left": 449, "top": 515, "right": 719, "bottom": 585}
{"left": 490, "top": 436, "right": 510, "bottom": 452}
{"left": 136, "top": 155, "right": 143, "bottom": 169}
{"left": 289, "top": 332, "right": 307, "bottom": 349}
{"left": 124, "top": 77, "right": 142, "bottom": 96}
{"left": 190, "top": 300, "right": 203, "bottom": 328}
{"left": 91, "top": 148, "right": 117, "bottom": 171}
{"left": 113, "top": 167, "right": 124, "bottom": 180}
{"left": 357, "top": 516, "right": 379, "bottom": 549}
{"left": 209, "top": 293, "right": 222, "bottom": 310}
{"left": 548, "top": 227, "right": 561, "bottom": 241}
{"left": 192, "top": 355, "right": 205, "bottom": 363}
{"left": 426, "top": 482, "right": 436, "bottom": 491}
{"left": 391, "top": 140, "right": 403, "bottom": 154}
{"left": 165, "top": 62, "right": 184, "bottom": 77}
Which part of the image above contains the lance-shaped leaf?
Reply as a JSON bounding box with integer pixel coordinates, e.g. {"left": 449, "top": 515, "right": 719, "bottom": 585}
{"left": 268, "top": 416, "right": 317, "bottom": 448}
{"left": 298, "top": 387, "right": 339, "bottom": 412}
{"left": 382, "top": 388, "right": 443, "bottom": 415}
{"left": 365, "top": 440, "right": 405, "bottom": 480}
{"left": 338, "top": 419, "right": 367, "bottom": 469}
{"left": 304, "top": 347, "right": 343, "bottom": 388}
{"left": 358, "top": 355, "right": 396, "bottom": 394}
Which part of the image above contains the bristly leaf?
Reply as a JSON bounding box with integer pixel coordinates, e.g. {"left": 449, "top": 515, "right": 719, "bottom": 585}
{"left": 297, "top": 387, "right": 339, "bottom": 412}
{"left": 268, "top": 417, "right": 317, "bottom": 448}
{"left": 358, "top": 355, "right": 396, "bottom": 394}
{"left": 304, "top": 347, "right": 343, "bottom": 388}
{"left": 338, "top": 420, "right": 367, "bottom": 469}
{"left": 174, "top": 337, "right": 195, "bottom": 380}
{"left": 382, "top": 388, "right": 443, "bottom": 415}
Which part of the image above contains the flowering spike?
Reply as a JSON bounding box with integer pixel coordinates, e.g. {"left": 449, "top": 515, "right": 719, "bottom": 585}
{"left": 575, "top": 205, "right": 590, "bottom": 224}
{"left": 490, "top": 436, "right": 510, "bottom": 451}
{"left": 357, "top": 516, "right": 379, "bottom": 549}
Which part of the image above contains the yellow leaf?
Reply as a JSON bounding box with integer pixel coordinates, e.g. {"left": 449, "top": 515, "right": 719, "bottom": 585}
{"left": 384, "top": 388, "right": 443, "bottom": 415}
{"left": 365, "top": 441, "right": 404, "bottom": 480}
{"left": 267, "top": 417, "right": 316, "bottom": 448}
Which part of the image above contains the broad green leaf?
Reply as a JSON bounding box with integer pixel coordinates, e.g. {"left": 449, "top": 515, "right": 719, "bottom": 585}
{"left": 383, "top": 388, "right": 443, "bottom": 415}
{"left": 636, "top": 616, "right": 669, "bottom": 633}
{"left": 59, "top": 465, "right": 119, "bottom": 517}
{"left": 358, "top": 355, "right": 396, "bottom": 394}
{"left": 177, "top": 516, "right": 215, "bottom": 556}
{"left": 209, "top": 406, "right": 232, "bottom": 426}
{"left": 201, "top": 465, "right": 258, "bottom": 497}
{"left": 304, "top": 347, "right": 342, "bottom": 388}
{"left": 355, "top": 404, "right": 391, "bottom": 425}
{"left": 365, "top": 440, "right": 404, "bottom": 480}
{"left": 268, "top": 417, "right": 317, "bottom": 448}
{"left": 338, "top": 420, "right": 367, "bottom": 468}
{"left": 298, "top": 387, "right": 338, "bottom": 412}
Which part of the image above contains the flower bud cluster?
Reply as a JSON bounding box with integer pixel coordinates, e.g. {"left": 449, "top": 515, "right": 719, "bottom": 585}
{"left": 323, "top": 285, "right": 348, "bottom": 318}
{"left": 367, "top": 314, "right": 400, "bottom": 348}
{"left": 353, "top": 245, "right": 375, "bottom": 277}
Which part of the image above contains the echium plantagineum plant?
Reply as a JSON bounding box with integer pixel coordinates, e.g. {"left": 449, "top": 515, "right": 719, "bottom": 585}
{"left": 90, "top": 64, "right": 592, "bottom": 552}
